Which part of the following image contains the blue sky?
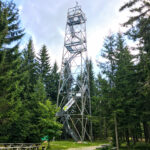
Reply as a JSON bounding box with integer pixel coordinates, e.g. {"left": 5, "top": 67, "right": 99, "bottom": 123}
{"left": 13, "top": 0, "right": 129, "bottom": 70}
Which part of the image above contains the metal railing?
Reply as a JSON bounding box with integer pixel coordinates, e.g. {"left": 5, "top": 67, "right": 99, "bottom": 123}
{"left": 0, "top": 143, "right": 43, "bottom": 150}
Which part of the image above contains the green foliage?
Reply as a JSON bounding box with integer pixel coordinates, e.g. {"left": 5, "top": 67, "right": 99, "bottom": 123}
{"left": 38, "top": 45, "right": 51, "bottom": 78}
{"left": 0, "top": 0, "right": 24, "bottom": 49}
{"left": 0, "top": 0, "right": 24, "bottom": 142}
{"left": 133, "top": 142, "right": 150, "bottom": 150}
{"left": 91, "top": 0, "right": 150, "bottom": 146}
{"left": 0, "top": 0, "right": 150, "bottom": 145}
{"left": 86, "top": 59, "right": 96, "bottom": 97}
{"left": 120, "top": 0, "right": 150, "bottom": 144}
{"left": 93, "top": 32, "right": 142, "bottom": 147}
{"left": 39, "top": 100, "right": 62, "bottom": 140}
{"left": 39, "top": 100, "right": 62, "bottom": 148}
{"left": 23, "top": 39, "right": 39, "bottom": 87}
{"left": 38, "top": 45, "right": 51, "bottom": 97}
{"left": 48, "top": 62, "right": 59, "bottom": 104}
{"left": 0, "top": 0, "right": 62, "bottom": 141}
{"left": 38, "top": 45, "right": 59, "bottom": 104}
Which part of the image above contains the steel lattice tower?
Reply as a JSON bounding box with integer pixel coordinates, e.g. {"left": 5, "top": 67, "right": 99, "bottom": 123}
{"left": 57, "top": 3, "right": 92, "bottom": 142}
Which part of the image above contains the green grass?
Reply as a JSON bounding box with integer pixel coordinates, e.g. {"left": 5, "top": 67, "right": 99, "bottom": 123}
{"left": 120, "top": 142, "right": 150, "bottom": 150}
{"left": 41, "top": 140, "right": 109, "bottom": 150}
{"left": 89, "top": 141, "right": 150, "bottom": 150}
{"left": 40, "top": 140, "right": 150, "bottom": 150}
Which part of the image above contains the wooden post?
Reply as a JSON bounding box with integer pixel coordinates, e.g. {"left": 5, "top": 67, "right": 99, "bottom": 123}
{"left": 42, "top": 147, "right": 46, "bottom": 150}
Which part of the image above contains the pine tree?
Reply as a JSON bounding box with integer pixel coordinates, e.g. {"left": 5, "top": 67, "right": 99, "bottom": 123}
{"left": 21, "top": 39, "right": 43, "bottom": 142}
{"left": 100, "top": 33, "right": 120, "bottom": 148}
{"left": 0, "top": 0, "right": 24, "bottom": 49}
{"left": 92, "top": 73, "right": 111, "bottom": 140}
{"left": 25, "top": 79, "right": 47, "bottom": 142}
{"left": 38, "top": 45, "right": 50, "bottom": 78}
{"left": 38, "top": 45, "right": 51, "bottom": 98}
{"left": 86, "top": 58, "right": 95, "bottom": 97}
{"left": 0, "top": 0, "right": 24, "bottom": 142}
{"left": 0, "top": 46, "right": 23, "bottom": 142}
{"left": 0, "top": 1, "right": 7, "bottom": 49}
{"left": 99, "top": 33, "right": 137, "bottom": 148}
{"left": 100, "top": 34, "right": 116, "bottom": 84}
{"left": 114, "top": 33, "right": 136, "bottom": 147}
{"left": 21, "top": 41, "right": 61, "bottom": 142}
{"left": 98, "top": 32, "right": 143, "bottom": 147}
{"left": 23, "top": 39, "right": 38, "bottom": 86}
{"left": 48, "top": 61, "right": 59, "bottom": 103}
{"left": 120, "top": 0, "right": 150, "bottom": 143}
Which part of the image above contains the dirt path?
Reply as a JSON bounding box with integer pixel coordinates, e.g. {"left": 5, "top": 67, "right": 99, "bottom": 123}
{"left": 68, "top": 145, "right": 101, "bottom": 150}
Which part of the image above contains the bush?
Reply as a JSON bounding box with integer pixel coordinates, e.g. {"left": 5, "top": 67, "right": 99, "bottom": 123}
{"left": 133, "top": 142, "right": 150, "bottom": 150}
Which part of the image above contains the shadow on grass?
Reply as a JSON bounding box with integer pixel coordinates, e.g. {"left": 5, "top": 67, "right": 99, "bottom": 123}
{"left": 120, "top": 142, "right": 150, "bottom": 150}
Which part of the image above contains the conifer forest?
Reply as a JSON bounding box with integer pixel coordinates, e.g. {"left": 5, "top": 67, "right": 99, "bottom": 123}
{"left": 0, "top": 0, "right": 150, "bottom": 150}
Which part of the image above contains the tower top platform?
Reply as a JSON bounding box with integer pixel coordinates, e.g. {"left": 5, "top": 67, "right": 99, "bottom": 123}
{"left": 67, "top": 3, "right": 86, "bottom": 26}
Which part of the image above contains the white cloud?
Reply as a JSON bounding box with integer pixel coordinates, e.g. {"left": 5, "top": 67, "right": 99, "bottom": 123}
{"left": 18, "top": 5, "right": 23, "bottom": 14}
{"left": 16, "top": 0, "right": 132, "bottom": 72}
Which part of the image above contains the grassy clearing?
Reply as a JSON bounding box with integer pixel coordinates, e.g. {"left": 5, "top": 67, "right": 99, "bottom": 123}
{"left": 40, "top": 140, "right": 109, "bottom": 150}
{"left": 40, "top": 140, "right": 150, "bottom": 150}
{"left": 119, "top": 142, "right": 150, "bottom": 150}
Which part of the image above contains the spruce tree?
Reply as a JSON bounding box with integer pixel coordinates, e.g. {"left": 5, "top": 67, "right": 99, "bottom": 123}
{"left": 100, "top": 34, "right": 116, "bottom": 84}
{"left": 20, "top": 39, "right": 42, "bottom": 142}
{"left": 114, "top": 33, "right": 136, "bottom": 146}
{"left": 92, "top": 73, "right": 111, "bottom": 140}
{"left": 48, "top": 61, "right": 59, "bottom": 103}
{"left": 25, "top": 79, "right": 47, "bottom": 142}
{"left": 0, "top": 0, "right": 24, "bottom": 142}
{"left": 0, "top": 0, "right": 24, "bottom": 49}
{"left": 0, "top": 1, "right": 7, "bottom": 49}
{"left": 38, "top": 45, "right": 51, "bottom": 98}
{"left": 98, "top": 32, "right": 142, "bottom": 146}
{"left": 0, "top": 46, "right": 23, "bottom": 142}
{"left": 23, "top": 39, "right": 38, "bottom": 87}
{"left": 99, "top": 33, "right": 136, "bottom": 147}
{"left": 100, "top": 33, "right": 119, "bottom": 147}
{"left": 86, "top": 59, "right": 96, "bottom": 97}
{"left": 120, "top": 0, "right": 150, "bottom": 143}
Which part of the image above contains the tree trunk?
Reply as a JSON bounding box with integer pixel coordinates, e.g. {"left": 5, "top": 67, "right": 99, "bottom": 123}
{"left": 132, "top": 129, "right": 136, "bottom": 145}
{"left": 104, "top": 117, "right": 108, "bottom": 139}
{"left": 136, "top": 135, "right": 138, "bottom": 142}
{"left": 47, "top": 140, "right": 50, "bottom": 149}
{"left": 114, "top": 113, "right": 119, "bottom": 150}
{"left": 143, "top": 121, "right": 149, "bottom": 143}
{"left": 133, "top": 136, "right": 136, "bottom": 145}
{"left": 125, "top": 128, "right": 130, "bottom": 148}
{"left": 99, "top": 119, "right": 102, "bottom": 139}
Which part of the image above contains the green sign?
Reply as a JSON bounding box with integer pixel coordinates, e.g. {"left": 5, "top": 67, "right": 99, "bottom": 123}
{"left": 41, "top": 135, "right": 48, "bottom": 141}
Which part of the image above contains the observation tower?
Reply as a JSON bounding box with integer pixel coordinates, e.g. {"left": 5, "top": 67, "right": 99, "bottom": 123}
{"left": 57, "top": 3, "right": 92, "bottom": 141}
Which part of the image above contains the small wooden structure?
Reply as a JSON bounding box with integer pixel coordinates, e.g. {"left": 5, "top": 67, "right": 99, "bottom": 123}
{"left": 0, "top": 143, "right": 42, "bottom": 150}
